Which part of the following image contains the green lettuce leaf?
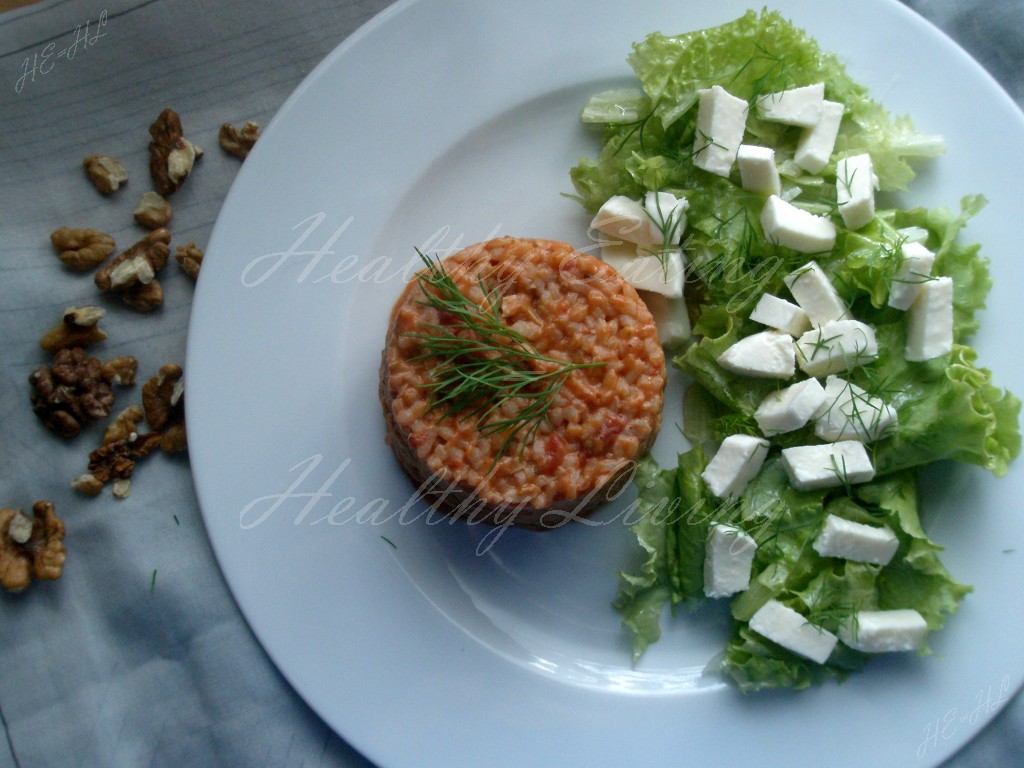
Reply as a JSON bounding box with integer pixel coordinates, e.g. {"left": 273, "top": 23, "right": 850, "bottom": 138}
{"left": 584, "top": 10, "right": 1018, "bottom": 693}
{"left": 569, "top": 9, "right": 943, "bottom": 214}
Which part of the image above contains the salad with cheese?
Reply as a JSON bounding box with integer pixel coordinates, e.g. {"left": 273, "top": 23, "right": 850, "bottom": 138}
{"left": 568, "top": 9, "right": 1021, "bottom": 691}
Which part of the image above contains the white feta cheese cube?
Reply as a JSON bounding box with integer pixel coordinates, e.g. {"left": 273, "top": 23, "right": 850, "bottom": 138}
{"left": 601, "top": 247, "right": 685, "bottom": 299}
{"left": 737, "top": 144, "right": 781, "bottom": 195}
{"left": 836, "top": 153, "right": 879, "bottom": 230}
{"left": 784, "top": 260, "right": 847, "bottom": 325}
{"left": 693, "top": 85, "right": 749, "bottom": 177}
{"left": 815, "top": 375, "right": 897, "bottom": 443}
{"left": 643, "top": 190, "right": 689, "bottom": 243}
{"left": 757, "top": 82, "right": 825, "bottom": 127}
{"left": 839, "top": 609, "right": 929, "bottom": 653}
{"left": 754, "top": 377, "right": 828, "bottom": 436}
{"left": 590, "top": 195, "right": 661, "bottom": 248}
{"left": 905, "top": 276, "right": 954, "bottom": 361}
{"left": 701, "top": 434, "right": 771, "bottom": 500}
{"left": 811, "top": 513, "right": 899, "bottom": 564}
{"left": 760, "top": 196, "right": 837, "bottom": 254}
{"left": 749, "top": 293, "right": 812, "bottom": 337}
{"left": 795, "top": 319, "right": 878, "bottom": 377}
{"left": 748, "top": 599, "right": 838, "bottom": 664}
{"left": 888, "top": 241, "right": 936, "bottom": 311}
{"left": 704, "top": 523, "right": 758, "bottom": 598}
{"left": 793, "top": 100, "right": 844, "bottom": 173}
{"left": 716, "top": 330, "right": 796, "bottom": 379}
{"left": 780, "top": 441, "right": 876, "bottom": 491}
{"left": 638, "top": 290, "right": 691, "bottom": 349}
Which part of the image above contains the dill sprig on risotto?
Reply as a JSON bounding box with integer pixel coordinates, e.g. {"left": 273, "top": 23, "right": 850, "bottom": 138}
{"left": 404, "top": 249, "right": 603, "bottom": 456}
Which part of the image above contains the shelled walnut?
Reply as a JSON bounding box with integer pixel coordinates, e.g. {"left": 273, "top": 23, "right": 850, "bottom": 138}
{"left": 76, "top": 428, "right": 163, "bottom": 498}
{"left": 175, "top": 242, "right": 204, "bottom": 280}
{"left": 148, "top": 108, "right": 202, "bottom": 196}
{"left": 73, "top": 405, "right": 161, "bottom": 498}
{"left": 39, "top": 306, "right": 107, "bottom": 354}
{"left": 50, "top": 227, "right": 115, "bottom": 271}
{"left": 95, "top": 228, "right": 171, "bottom": 311}
{"left": 219, "top": 121, "right": 260, "bottom": 160}
{"left": 0, "top": 501, "right": 66, "bottom": 592}
{"left": 29, "top": 347, "right": 115, "bottom": 439}
{"left": 100, "top": 356, "right": 138, "bottom": 387}
{"left": 83, "top": 155, "right": 128, "bottom": 194}
{"left": 143, "top": 363, "right": 187, "bottom": 453}
{"left": 102, "top": 404, "right": 144, "bottom": 445}
{"left": 132, "top": 191, "right": 173, "bottom": 229}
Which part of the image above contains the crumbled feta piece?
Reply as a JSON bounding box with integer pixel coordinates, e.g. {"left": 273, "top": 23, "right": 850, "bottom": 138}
{"left": 701, "top": 434, "right": 770, "bottom": 500}
{"left": 760, "top": 196, "right": 837, "bottom": 254}
{"left": 737, "top": 144, "right": 781, "bottom": 196}
{"left": 811, "top": 513, "right": 899, "bottom": 564}
{"left": 638, "top": 290, "right": 691, "bottom": 349}
{"left": 693, "top": 85, "right": 749, "bottom": 177}
{"left": 590, "top": 195, "right": 661, "bottom": 248}
{"left": 814, "top": 375, "right": 897, "bottom": 443}
{"left": 793, "top": 100, "right": 844, "bottom": 173}
{"left": 757, "top": 83, "right": 826, "bottom": 127}
{"left": 784, "top": 260, "right": 847, "bottom": 325}
{"left": 905, "top": 276, "right": 954, "bottom": 361}
{"left": 780, "top": 441, "right": 876, "bottom": 491}
{"left": 601, "top": 246, "right": 684, "bottom": 298}
{"left": 644, "top": 190, "right": 689, "bottom": 243}
{"left": 748, "top": 599, "right": 838, "bottom": 664}
{"left": 717, "top": 330, "right": 796, "bottom": 379}
{"left": 703, "top": 523, "right": 757, "bottom": 598}
{"left": 754, "top": 377, "right": 828, "bottom": 436}
{"left": 839, "top": 609, "right": 929, "bottom": 653}
{"left": 795, "top": 319, "right": 878, "bottom": 377}
{"left": 836, "top": 153, "right": 879, "bottom": 230}
{"left": 749, "top": 293, "right": 812, "bottom": 337}
{"left": 888, "top": 241, "right": 936, "bottom": 311}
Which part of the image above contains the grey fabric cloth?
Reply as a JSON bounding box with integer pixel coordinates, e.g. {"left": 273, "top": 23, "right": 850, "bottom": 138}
{"left": 0, "top": 1, "right": 1021, "bottom": 766}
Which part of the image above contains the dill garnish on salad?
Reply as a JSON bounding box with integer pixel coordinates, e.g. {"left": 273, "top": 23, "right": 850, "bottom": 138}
{"left": 568, "top": 9, "right": 1021, "bottom": 692}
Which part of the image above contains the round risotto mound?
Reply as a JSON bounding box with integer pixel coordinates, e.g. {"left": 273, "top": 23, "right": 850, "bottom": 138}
{"left": 379, "top": 236, "right": 666, "bottom": 530}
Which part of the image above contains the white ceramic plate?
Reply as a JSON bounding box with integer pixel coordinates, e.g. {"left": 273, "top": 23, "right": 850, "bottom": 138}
{"left": 186, "top": 1, "right": 1024, "bottom": 766}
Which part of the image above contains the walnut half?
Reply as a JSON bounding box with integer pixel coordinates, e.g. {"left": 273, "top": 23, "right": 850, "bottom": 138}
{"left": 149, "top": 109, "right": 202, "bottom": 196}
{"left": 95, "top": 228, "right": 171, "bottom": 311}
{"left": 50, "top": 227, "right": 115, "bottom": 272}
{"left": 39, "top": 305, "right": 107, "bottom": 354}
{"left": 29, "top": 347, "right": 115, "bottom": 439}
{"left": 0, "top": 501, "right": 66, "bottom": 593}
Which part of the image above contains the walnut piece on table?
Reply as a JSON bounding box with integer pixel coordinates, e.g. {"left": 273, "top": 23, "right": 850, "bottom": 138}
{"left": 102, "top": 404, "right": 145, "bottom": 445}
{"left": 29, "top": 347, "right": 115, "bottom": 439}
{"left": 74, "top": 404, "right": 161, "bottom": 497}
{"left": 0, "top": 501, "right": 66, "bottom": 593}
{"left": 83, "top": 154, "right": 128, "bottom": 195}
{"left": 148, "top": 108, "right": 203, "bottom": 196}
{"left": 219, "top": 121, "right": 260, "bottom": 160}
{"left": 143, "top": 363, "right": 187, "bottom": 453}
{"left": 95, "top": 228, "right": 171, "bottom": 311}
{"left": 100, "top": 356, "right": 139, "bottom": 387}
{"left": 39, "top": 305, "right": 107, "bottom": 354}
{"left": 175, "top": 242, "right": 204, "bottom": 280}
{"left": 76, "top": 429, "right": 163, "bottom": 498}
{"left": 132, "top": 191, "right": 173, "bottom": 229}
{"left": 50, "top": 226, "right": 115, "bottom": 272}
